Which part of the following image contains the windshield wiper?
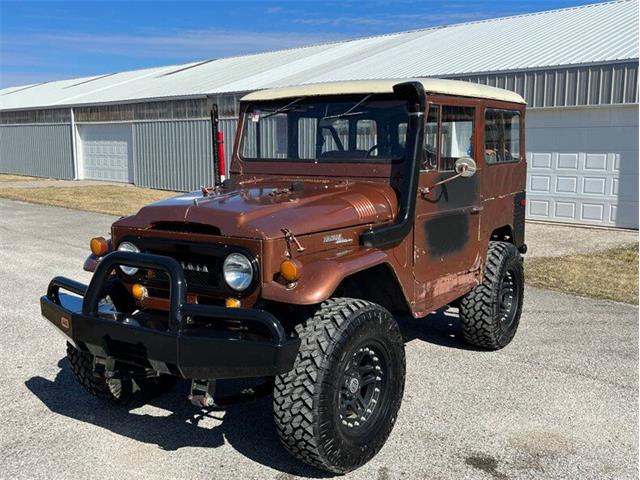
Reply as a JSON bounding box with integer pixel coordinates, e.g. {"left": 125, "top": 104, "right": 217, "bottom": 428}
{"left": 262, "top": 96, "right": 307, "bottom": 119}
{"left": 322, "top": 94, "right": 373, "bottom": 121}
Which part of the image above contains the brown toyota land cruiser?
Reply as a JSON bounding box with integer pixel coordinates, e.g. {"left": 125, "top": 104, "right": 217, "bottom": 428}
{"left": 41, "top": 78, "right": 527, "bottom": 474}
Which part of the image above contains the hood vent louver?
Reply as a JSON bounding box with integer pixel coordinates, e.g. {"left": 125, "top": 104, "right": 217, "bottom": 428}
{"left": 150, "top": 222, "right": 221, "bottom": 236}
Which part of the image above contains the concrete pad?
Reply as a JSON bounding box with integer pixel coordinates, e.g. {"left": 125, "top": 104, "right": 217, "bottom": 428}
{"left": 0, "top": 199, "right": 637, "bottom": 479}
{"left": 525, "top": 221, "right": 637, "bottom": 258}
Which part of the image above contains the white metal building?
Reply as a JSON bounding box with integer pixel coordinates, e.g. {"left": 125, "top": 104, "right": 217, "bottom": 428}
{"left": 1, "top": 0, "right": 638, "bottom": 228}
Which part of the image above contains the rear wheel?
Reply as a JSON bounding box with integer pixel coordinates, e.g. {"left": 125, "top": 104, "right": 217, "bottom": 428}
{"left": 273, "top": 298, "right": 405, "bottom": 474}
{"left": 66, "top": 343, "right": 176, "bottom": 404}
{"left": 459, "top": 241, "right": 524, "bottom": 349}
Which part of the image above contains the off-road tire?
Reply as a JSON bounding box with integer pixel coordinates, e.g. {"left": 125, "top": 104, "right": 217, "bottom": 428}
{"left": 273, "top": 298, "right": 405, "bottom": 474}
{"left": 459, "top": 241, "right": 524, "bottom": 349}
{"left": 66, "top": 343, "right": 176, "bottom": 404}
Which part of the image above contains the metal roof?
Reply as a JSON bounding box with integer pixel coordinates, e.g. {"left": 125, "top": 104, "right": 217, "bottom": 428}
{"left": 1, "top": 0, "right": 637, "bottom": 111}
{"left": 241, "top": 78, "right": 527, "bottom": 103}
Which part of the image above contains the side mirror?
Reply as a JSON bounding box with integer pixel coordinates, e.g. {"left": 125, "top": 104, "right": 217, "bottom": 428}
{"left": 419, "top": 157, "right": 477, "bottom": 196}
{"left": 455, "top": 157, "right": 477, "bottom": 177}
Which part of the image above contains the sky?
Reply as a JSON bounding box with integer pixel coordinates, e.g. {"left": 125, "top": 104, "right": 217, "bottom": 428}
{"left": 0, "top": 0, "right": 605, "bottom": 88}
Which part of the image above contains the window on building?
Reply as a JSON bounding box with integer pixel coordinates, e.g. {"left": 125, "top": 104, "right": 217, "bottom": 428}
{"left": 440, "top": 106, "right": 474, "bottom": 171}
{"left": 484, "top": 109, "right": 521, "bottom": 164}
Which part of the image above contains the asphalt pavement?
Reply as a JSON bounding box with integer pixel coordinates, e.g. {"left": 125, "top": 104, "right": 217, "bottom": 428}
{"left": 0, "top": 199, "right": 637, "bottom": 480}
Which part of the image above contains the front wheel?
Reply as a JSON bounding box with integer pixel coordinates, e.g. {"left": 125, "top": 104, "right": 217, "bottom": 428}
{"left": 66, "top": 343, "right": 176, "bottom": 404}
{"left": 459, "top": 241, "right": 524, "bottom": 349}
{"left": 273, "top": 298, "right": 405, "bottom": 474}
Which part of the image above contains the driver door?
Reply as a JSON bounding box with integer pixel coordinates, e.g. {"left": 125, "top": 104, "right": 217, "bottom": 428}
{"left": 412, "top": 99, "right": 483, "bottom": 314}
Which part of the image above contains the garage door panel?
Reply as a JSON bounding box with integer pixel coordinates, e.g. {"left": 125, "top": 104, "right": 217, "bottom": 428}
{"left": 79, "top": 124, "right": 132, "bottom": 183}
{"left": 556, "top": 176, "right": 578, "bottom": 194}
{"left": 582, "top": 177, "right": 606, "bottom": 195}
{"left": 557, "top": 153, "right": 578, "bottom": 169}
{"left": 529, "top": 175, "right": 550, "bottom": 192}
{"left": 526, "top": 105, "right": 638, "bottom": 228}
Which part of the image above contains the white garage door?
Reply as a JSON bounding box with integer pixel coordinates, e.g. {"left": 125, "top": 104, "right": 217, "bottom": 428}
{"left": 526, "top": 105, "right": 638, "bottom": 229}
{"left": 79, "top": 124, "right": 133, "bottom": 182}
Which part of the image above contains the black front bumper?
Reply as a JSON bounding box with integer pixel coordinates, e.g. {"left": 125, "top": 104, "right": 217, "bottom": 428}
{"left": 40, "top": 251, "right": 300, "bottom": 379}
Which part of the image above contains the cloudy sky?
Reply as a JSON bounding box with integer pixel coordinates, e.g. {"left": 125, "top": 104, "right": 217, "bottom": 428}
{"left": 1, "top": 0, "right": 601, "bottom": 88}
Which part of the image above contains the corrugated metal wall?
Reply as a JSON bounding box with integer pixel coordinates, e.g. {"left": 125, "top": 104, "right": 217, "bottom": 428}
{"left": 0, "top": 124, "right": 73, "bottom": 179}
{"left": 0, "top": 63, "right": 637, "bottom": 187}
{"left": 132, "top": 118, "right": 236, "bottom": 191}
{"left": 453, "top": 61, "right": 638, "bottom": 108}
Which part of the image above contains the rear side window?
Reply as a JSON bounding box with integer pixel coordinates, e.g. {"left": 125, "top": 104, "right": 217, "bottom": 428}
{"left": 484, "top": 109, "right": 521, "bottom": 164}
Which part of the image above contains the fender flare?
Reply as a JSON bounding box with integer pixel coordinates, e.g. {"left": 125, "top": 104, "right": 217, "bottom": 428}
{"left": 260, "top": 248, "right": 407, "bottom": 306}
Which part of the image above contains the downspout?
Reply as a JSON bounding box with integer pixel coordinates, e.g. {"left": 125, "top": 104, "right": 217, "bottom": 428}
{"left": 70, "top": 107, "right": 79, "bottom": 180}
{"left": 360, "top": 81, "right": 426, "bottom": 248}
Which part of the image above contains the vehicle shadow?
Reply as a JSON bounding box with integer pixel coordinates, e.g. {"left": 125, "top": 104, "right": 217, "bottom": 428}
{"left": 397, "top": 308, "right": 484, "bottom": 351}
{"left": 25, "top": 360, "right": 332, "bottom": 478}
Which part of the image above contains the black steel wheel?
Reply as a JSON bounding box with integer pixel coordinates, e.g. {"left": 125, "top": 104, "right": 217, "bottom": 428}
{"left": 338, "top": 342, "right": 389, "bottom": 433}
{"left": 459, "top": 241, "right": 524, "bottom": 350}
{"left": 273, "top": 298, "right": 405, "bottom": 474}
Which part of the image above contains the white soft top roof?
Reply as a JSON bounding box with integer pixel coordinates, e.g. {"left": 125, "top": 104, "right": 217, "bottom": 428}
{"left": 241, "top": 78, "right": 526, "bottom": 104}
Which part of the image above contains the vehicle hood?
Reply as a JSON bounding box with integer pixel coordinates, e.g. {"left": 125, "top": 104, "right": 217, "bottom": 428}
{"left": 114, "top": 178, "right": 398, "bottom": 239}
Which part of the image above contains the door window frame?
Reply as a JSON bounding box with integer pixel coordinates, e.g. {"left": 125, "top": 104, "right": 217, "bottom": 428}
{"left": 423, "top": 95, "right": 482, "bottom": 173}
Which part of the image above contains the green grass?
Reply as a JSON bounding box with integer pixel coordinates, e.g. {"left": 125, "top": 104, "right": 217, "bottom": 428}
{"left": 527, "top": 244, "right": 639, "bottom": 304}
{"left": 0, "top": 185, "right": 178, "bottom": 216}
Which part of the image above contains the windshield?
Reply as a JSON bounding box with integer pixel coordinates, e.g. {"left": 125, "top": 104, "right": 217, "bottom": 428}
{"left": 240, "top": 95, "right": 409, "bottom": 163}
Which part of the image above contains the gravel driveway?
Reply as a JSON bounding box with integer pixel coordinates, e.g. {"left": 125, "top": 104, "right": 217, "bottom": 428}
{"left": 0, "top": 199, "right": 637, "bottom": 479}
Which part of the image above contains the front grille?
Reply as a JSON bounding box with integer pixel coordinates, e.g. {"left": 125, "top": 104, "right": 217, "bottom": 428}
{"left": 184, "top": 270, "right": 211, "bottom": 288}
{"left": 118, "top": 236, "right": 257, "bottom": 297}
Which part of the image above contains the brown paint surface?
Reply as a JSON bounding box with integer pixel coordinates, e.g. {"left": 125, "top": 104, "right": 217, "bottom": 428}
{"left": 107, "top": 92, "right": 525, "bottom": 317}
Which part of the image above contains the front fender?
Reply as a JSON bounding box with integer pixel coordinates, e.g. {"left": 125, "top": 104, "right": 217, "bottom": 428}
{"left": 260, "top": 247, "right": 391, "bottom": 305}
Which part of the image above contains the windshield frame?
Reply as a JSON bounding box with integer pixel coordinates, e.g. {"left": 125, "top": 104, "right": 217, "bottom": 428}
{"left": 236, "top": 94, "right": 410, "bottom": 168}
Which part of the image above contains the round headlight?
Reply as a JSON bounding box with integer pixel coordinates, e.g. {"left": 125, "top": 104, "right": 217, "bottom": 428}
{"left": 117, "top": 241, "right": 140, "bottom": 275}
{"left": 223, "top": 253, "right": 254, "bottom": 291}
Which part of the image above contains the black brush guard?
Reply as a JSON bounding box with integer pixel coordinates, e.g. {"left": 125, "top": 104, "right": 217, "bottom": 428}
{"left": 40, "top": 251, "right": 300, "bottom": 379}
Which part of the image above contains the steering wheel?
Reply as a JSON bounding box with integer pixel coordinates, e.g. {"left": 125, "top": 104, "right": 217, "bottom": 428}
{"left": 366, "top": 145, "right": 379, "bottom": 157}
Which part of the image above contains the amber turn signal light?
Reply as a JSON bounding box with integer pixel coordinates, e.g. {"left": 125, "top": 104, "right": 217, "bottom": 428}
{"left": 90, "top": 237, "right": 109, "bottom": 257}
{"left": 280, "top": 259, "right": 302, "bottom": 282}
{"left": 131, "top": 284, "right": 147, "bottom": 300}
{"left": 225, "top": 298, "right": 241, "bottom": 308}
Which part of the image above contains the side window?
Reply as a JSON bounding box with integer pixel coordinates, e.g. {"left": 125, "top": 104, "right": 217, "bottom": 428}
{"left": 485, "top": 109, "right": 521, "bottom": 164}
{"left": 440, "top": 106, "right": 474, "bottom": 171}
{"left": 422, "top": 105, "right": 439, "bottom": 170}
{"left": 398, "top": 122, "right": 407, "bottom": 148}
{"left": 356, "top": 119, "right": 377, "bottom": 155}
{"left": 321, "top": 118, "right": 349, "bottom": 154}
{"left": 298, "top": 117, "right": 317, "bottom": 159}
